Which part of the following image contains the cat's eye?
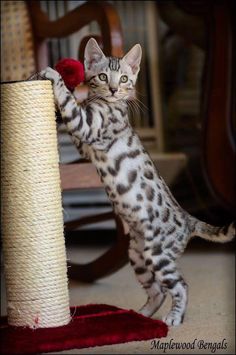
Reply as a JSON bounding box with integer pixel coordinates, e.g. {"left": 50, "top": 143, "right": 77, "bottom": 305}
{"left": 99, "top": 73, "right": 107, "bottom": 82}
{"left": 120, "top": 75, "right": 128, "bottom": 83}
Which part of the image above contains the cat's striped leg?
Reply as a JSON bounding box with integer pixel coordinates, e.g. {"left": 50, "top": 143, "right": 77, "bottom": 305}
{"left": 155, "top": 264, "right": 188, "bottom": 326}
{"left": 162, "top": 273, "right": 188, "bottom": 326}
{"left": 139, "top": 280, "right": 167, "bottom": 318}
{"left": 129, "top": 236, "right": 166, "bottom": 317}
{"left": 139, "top": 242, "right": 167, "bottom": 317}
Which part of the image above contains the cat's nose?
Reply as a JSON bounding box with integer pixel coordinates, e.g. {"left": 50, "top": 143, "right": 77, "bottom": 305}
{"left": 109, "top": 87, "right": 118, "bottom": 95}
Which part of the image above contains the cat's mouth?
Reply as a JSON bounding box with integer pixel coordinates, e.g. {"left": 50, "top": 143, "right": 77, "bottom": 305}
{"left": 106, "top": 95, "right": 120, "bottom": 102}
{"left": 105, "top": 92, "right": 130, "bottom": 103}
{"left": 87, "top": 91, "right": 126, "bottom": 103}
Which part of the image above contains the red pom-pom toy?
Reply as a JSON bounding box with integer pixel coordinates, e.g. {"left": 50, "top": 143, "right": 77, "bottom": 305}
{"left": 55, "top": 58, "right": 85, "bottom": 91}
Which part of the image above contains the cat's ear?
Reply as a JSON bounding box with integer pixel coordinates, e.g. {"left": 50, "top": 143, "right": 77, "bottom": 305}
{"left": 123, "top": 44, "right": 142, "bottom": 75}
{"left": 84, "top": 38, "right": 106, "bottom": 70}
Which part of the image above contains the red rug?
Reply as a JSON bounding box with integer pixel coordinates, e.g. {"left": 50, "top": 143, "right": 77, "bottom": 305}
{"left": 0, "top": 304, "right": 168, "bottom": 354}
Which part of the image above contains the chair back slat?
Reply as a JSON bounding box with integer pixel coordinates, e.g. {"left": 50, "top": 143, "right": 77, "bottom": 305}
{"left": 1, "top": 1, "right": 36, "bottom": 81}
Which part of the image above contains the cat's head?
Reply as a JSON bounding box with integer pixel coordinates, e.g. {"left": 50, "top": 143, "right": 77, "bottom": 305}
{"left": 84, "top": 38, "right": 142, "bottom": 103}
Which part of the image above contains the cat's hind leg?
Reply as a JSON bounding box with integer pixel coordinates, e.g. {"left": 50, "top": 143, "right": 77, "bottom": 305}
{"left": 157, "top": 266, "right": 188, "bottom": 326}
{"left": 139, "top": 279, "right": 167, "bottom": 317}
{"left": 162, "top": 274, "right": 188, "bottom": 326}
{"left": 129, "top": 236, "right": 166, "bottom": 317}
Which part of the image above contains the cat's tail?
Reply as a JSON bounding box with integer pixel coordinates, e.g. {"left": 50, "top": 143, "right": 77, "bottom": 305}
{"left": 189, "top": 219, "right": 235, "bottom": 243}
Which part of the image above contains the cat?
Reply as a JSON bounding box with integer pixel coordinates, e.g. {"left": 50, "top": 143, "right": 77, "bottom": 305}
{"left": 37, "top": 38, "right": 235, "bottom": 326}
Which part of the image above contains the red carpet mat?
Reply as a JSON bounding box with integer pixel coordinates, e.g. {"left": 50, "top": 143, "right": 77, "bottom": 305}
{"left": 0, "top": 304, "right": 168, "bottom": 354}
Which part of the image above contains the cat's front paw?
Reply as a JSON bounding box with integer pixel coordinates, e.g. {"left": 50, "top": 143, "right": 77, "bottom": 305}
{"left": 39, "top": 67, "right": 61, "bottom": 83}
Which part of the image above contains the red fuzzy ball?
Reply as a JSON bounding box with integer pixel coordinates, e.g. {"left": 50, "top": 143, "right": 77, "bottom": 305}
{"left": 55, "top": 58, "right": 85, "bottom": 91}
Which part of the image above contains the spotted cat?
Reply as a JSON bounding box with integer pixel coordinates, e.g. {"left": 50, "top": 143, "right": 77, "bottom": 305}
{"left": 38, "top": 38, "right": 235, "bottom": 326}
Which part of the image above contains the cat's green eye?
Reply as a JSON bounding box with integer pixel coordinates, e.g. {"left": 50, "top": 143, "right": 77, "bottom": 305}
{"left": 99, "top": 73, "right": 107, "bottom": 82}
{"left": 120, "top": 75, "right": 128, "bottom": 83}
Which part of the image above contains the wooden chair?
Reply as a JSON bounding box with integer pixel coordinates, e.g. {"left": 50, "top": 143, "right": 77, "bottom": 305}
{"left": 1, "top": 0, "right": 129, "bottom": 282}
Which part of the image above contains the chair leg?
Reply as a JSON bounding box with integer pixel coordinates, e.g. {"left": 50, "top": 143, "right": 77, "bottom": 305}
{"left": 65, "top": 212, "right": 129, "bottom": 282}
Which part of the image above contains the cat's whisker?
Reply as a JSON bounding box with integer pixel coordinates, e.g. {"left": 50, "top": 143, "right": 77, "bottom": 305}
{"left": 134, "top": 89, "right": 147, "bottom": 98}
{"left": 133, "top": 97, "right": 149, "bottom": 111}
{"left": 128, "top": 99, "right": 144, "bottom": 117}
{"left": 127, "top": 100, "right": 142, "bottom": 119}
{"left": 126, "top": 102, "right": 134, "bottom": 118}
{"left": 86, "top": 94, "right": 103, "bottom": 104}
{"left": 126, "top": 100, "right": 137, "bottom": 118}
{"left": 129, "top": 98, "right": 147, "bottom": 116}
{"left": 128, "top": 105, "right": 136, "bottom": 119}
{"left": 131, "top": 101, "right": 141, "bottom": 117}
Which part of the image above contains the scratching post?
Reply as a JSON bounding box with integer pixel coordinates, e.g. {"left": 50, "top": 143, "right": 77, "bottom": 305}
{"left": 1, "top": 81, "right": 70, "bottom": 328}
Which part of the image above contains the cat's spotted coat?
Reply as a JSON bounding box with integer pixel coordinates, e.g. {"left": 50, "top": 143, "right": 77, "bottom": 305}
{"left": 37, "top": 38, "right": 235, "bottom": 326}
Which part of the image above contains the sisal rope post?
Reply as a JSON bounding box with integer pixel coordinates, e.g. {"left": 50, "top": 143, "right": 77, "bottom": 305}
{"left": 1, "top": 81, "right": 70, "bottom": 328}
